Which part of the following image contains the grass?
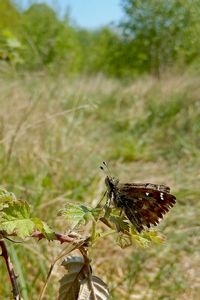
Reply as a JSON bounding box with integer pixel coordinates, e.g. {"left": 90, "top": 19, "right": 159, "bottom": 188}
{"left": 0, "top": 71, "right": 200, "bottom": 299}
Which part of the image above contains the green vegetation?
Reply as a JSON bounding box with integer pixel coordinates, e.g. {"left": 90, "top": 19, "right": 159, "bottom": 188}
{"left": 121, "top": 0, "right": 200, "bottom": 75}
{"left": 1, "top": 0, "right": 200, "bottom": 299}
{"left": 0, "top": 73, "right": 200, "bottom": 299}
{"left": 1, "top": 0, "right": 200, "bottom": 76}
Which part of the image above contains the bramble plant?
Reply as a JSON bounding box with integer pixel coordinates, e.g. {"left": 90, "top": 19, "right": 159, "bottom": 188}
{"left": 0, "top": 183, "right": 168, "bottom": 300}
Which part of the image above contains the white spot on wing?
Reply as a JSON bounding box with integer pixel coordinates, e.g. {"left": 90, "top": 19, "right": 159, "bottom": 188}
{"left": 160, "top": 192, "right": 164, "bottom": 200}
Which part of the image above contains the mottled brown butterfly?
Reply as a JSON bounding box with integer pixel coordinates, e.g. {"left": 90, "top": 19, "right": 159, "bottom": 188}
{"left": 101, "top": 162, "right": 176, "bottom": 232}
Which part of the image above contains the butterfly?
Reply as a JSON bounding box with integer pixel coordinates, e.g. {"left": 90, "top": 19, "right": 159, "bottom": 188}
{"left": 101, "top": 163, "right": 176, "bottom": 232}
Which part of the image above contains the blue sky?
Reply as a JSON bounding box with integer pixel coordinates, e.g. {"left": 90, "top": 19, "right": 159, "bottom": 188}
{"left": 18, "top": 0, "right": 123, "bottom": 29}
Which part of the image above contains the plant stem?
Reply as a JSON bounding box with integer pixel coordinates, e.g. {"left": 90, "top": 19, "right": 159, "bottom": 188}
{"left": 0, "top": 239, "right": 21, "bottom": 300}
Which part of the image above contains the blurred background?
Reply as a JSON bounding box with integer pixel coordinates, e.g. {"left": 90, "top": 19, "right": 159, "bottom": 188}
{"left": 0, "top": 1, "right": 200, "bottom": 299}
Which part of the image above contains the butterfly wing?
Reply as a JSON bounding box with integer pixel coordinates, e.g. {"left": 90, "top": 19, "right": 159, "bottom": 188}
{"left": 116, "top": 183, "right": 176, "bottom": 232}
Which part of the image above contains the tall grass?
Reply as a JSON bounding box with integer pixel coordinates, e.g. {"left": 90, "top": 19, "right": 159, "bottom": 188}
{"left": 0, "top": 72, "right": 199, "bottom": 299}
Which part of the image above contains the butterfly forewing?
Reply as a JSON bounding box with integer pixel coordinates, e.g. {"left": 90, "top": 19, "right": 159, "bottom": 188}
{"left": 105, "top": 176, "right": 176, "bottom": 232}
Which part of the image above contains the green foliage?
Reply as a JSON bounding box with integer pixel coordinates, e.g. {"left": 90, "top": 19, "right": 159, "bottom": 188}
{"left": 108, "top": 134, "right": 145, "bottom": 162}
{"left": 120, "top": 0, "right": 200, "bottom": 75}
{"left": 0, "top": 187, "right": 16, "bottom": 210}
{"left": 58, "top": 199, "right": 164, "bottom": 250}
{"left": 0, "top": 200, "right": 37, "bottom": 238}
{"left": 130, "top": 93, "right": 200, "bottom": 160}
{"left": 21, "top": 3, "right": 60, "bottom": 67}
{"left": 19, "top": 4, "right": 80, "bottom": 71}
{"left": 85, "top": 27, "right": 126, "bottom": 77}
{"left": 0, "top": 1, "right": 23, "bottom": 70}
{"left": 0, "top": 185, "right": 164, "bottom": 299}
{"left": 0, "top": 30, "right": 24, "bottom": 67}
{"left": 0, "top": 0, "right": 20, "bottom": 31}
{"left": 59, "top": 203, "right": 101, "bottom": 229}
{"left": 1, "top": 73, "right": 199, "bottom": 298}
{"left": 1, "top": 0, "right": 200, "bottom": 76}
{"left": 0, "top": 188, "right": 54, "bottom": 239}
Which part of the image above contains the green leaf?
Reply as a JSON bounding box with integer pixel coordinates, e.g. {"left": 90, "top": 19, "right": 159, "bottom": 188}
{"left": 132, "top": 235, "right": 152, "bottom": 248}
{"left": 129, "top": 227, "right": 158, "bottom": 248}
{"left": 142, "top": 230, "right": 165, "bottom": 244}
{"left": 90, "top": 207, "right": 104, "bottom": 221}
{"left": 59, "top": 203, "right": 95, "bottom": 229}
{"left": 0, "top": 187, "right": 17, "bottom": 210}
{"left": 0, "top": 200, "right": 36, "bottom": 238}
{"left": 116, "top": 233, "right": 132, "bottom": 248}
{"left": 32, "top": 217, "right": 55, "bottom": 240}
{"left": 109, "top": 214, "right": 130, "bottom": 233}
{"left": 103, "top": 206, "right": 130, "bottom": 233}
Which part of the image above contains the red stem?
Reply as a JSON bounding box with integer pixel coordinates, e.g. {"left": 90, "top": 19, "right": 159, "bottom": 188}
{"left": 0, "top": 239, "right": 21, "bottom": 300}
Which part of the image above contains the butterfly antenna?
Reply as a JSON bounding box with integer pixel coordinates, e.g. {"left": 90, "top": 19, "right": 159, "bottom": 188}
{"left": 100, "top": 161, "right": 112, "bottom": 177}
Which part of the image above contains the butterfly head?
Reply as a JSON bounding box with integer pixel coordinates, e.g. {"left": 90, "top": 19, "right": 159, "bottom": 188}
{"left": 105, "top": 175, "right": 119, "bottom": 194}
{"left": 100, "top": 162, "right": 118, "bottom": 191}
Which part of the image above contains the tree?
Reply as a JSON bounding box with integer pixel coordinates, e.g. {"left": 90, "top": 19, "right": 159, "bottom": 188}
{"left": 120, "top": 0, "right": 200, "bottom": 76}
{"left": 0, "top": 0, "right": 20, "bottom": 31}
{"left": 20, "top": 3, "right": 82, "bottom": 72}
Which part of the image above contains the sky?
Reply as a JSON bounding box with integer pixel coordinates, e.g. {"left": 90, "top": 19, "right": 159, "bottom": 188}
{"left": 17, "top": 0, "right": 124, "bottom": 29}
